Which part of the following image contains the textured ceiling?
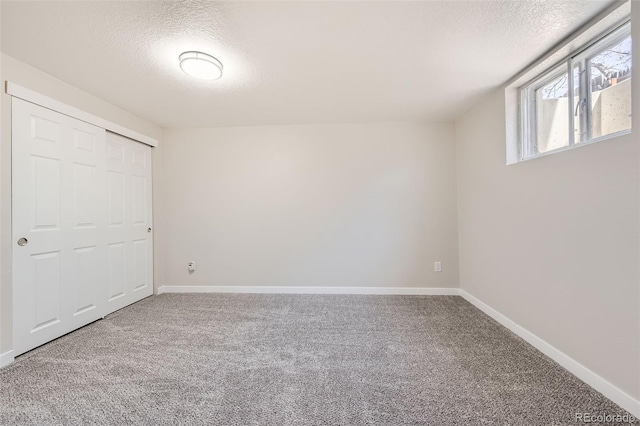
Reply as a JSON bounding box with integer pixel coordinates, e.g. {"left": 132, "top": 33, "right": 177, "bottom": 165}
{"left": 1, "top": 1, "right": 614, "bottom": 128}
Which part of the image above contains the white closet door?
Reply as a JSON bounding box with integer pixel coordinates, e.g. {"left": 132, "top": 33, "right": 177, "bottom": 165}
{"left": 104, "top": 132, "right": 153, "bottom": 313}
{"left": 12, "top": 98, "right": 107, "bottom": 355}
{"left": 12, "top": 99, "right": 153, "bottom": 356}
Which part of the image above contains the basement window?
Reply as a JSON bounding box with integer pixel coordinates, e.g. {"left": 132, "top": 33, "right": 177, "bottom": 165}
{"left": 519, "top": 21, "right": 632, "bottom": 161}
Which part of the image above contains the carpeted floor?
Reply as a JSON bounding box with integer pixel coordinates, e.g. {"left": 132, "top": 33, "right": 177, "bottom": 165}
{"left": 0, "top": 294, "right": 635, "bottom": 425}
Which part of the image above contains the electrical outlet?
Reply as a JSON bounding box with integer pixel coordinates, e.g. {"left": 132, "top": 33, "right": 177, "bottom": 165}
{"left": 434, "top": 261, "right": 442, "bottom": 272}
{"left": 187, "top": 261, "right": 196, "bottom": 272}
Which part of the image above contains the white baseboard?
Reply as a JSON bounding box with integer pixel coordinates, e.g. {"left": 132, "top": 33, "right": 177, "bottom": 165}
{"left": 0, "top": 350, "right": 14, "bottom": 368}
{"left": 157, "top": 285, "right": 461, "bottom": 296}
{"left": 460, "top": 289, "right": 640, "bottom": 418}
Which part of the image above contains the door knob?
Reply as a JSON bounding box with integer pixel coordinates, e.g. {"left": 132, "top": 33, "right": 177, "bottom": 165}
{"left": 17, "top": 237, "right": 28, "bottom": 246}
{"left": 147, "top": 227, "right": 152, "bottom": 233}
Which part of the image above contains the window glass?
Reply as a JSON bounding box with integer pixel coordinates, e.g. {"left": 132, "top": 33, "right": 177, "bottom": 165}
{"left": 587, "top": 34, "right": 632, "bottom": 139}
{"left": 535, "top": 72, "right": 570, "bottom": 153}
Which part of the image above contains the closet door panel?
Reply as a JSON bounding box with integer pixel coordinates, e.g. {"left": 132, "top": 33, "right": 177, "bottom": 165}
{"left": 67, "top": 118, "right": 106, "bottom": 329}
{"left": 104, "top": 132, "right": 153, "bottom": 313}
{"left": 129, "top": 139, "right": 153, "bottom": 297}
{"left": 12, "top": 99, "right": 105, "bottom": 355}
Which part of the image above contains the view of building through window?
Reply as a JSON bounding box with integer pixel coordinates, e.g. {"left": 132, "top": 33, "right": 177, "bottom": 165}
{"left": 588, "top": 36, "right": 632, "bottom": 139}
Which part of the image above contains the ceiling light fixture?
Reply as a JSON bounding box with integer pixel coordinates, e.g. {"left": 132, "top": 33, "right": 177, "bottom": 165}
{"left": 179, "top": 51, "right": 223, "bottom": 80}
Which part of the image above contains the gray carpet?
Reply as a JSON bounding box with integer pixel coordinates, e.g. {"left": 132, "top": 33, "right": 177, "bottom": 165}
{"left": 0, "top": 294, "right": 635, "bottom": 425}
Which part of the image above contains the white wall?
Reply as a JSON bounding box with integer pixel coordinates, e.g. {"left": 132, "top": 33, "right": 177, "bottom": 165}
{"left": 454, "top": 2, "right": 640, "bottom": 401}
{"left": 159, "top": 122, "right": 458, "bottom": 289}
{"left": 0, "top": 53, "right": 162, "bottom": 358}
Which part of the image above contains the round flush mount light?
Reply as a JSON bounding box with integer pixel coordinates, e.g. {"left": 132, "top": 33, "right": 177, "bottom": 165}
{"left": 179, "top": 51, "right": 223, "bottom": 80}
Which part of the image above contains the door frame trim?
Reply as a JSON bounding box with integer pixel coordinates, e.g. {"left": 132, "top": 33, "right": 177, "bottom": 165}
{"left": 5, "top": 81, "right": 158, "bottom": 148}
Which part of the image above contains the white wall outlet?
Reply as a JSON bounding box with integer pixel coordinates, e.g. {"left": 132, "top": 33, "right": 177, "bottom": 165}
{"left": 187, "top": 261, "right": 196, "bottom": 272}
{"left": 434, "top": 261, "right": 442, "bottom": 272}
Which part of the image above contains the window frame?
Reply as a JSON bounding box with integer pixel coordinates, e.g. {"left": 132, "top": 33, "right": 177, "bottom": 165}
{"left": 519, "top": 20, "right": 632, "bottom": 161}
